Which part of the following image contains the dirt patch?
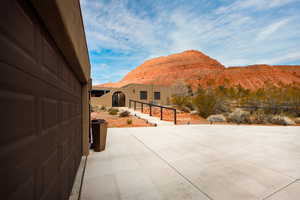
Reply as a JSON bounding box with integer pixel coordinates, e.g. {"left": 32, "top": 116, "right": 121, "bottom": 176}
{"left": 91, "top": 111, "right": 154, "bottom": 128}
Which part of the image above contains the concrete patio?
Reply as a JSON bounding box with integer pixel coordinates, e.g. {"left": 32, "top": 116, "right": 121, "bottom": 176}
{"left": 81, "top": 125, "right": 300, "bottom": 200}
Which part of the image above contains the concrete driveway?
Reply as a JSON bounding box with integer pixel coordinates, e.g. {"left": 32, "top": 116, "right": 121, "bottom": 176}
{"left": 81, "top": 125, "right": 300, "bottom": 200}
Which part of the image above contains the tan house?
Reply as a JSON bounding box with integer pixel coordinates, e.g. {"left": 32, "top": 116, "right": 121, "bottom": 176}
{"left": 91, "top": 84, "right": 181, "bottom": 107}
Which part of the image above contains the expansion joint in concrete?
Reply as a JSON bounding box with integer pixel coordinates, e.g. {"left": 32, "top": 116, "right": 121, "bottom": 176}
{"left": 262, "top": 178, "right": 300, "bottom": 200}
{"left": 131, "top": 134, "right": 214, "bottom": 200}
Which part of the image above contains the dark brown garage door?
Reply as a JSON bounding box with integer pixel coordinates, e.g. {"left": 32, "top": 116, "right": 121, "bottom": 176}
{"left": 0, "top": 1, "right": 83, "bottom": 199}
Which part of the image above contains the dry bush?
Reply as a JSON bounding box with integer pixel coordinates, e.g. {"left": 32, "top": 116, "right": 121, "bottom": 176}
{"left": 270, "top": 115, "right": 295, "bottom": 125}
{"left": 250, "top": 111, "right": 272, "bottom": 124}
{"left": 193, "top": 93, "right": 217, "bottom": 118}
{"left": 227, "top": 109, "right": 251, "bottom": 124}
{"left": 91, "top": 105, "right": 101, "bottom": 112}
{"left": 295, "top": 118, "right": 300, "bottom": 124}
{"left": 100, "top": 105, "right": 106, "bottom": 111}
{"left": 127, "top": 119, "right": 132, "bottom": 125}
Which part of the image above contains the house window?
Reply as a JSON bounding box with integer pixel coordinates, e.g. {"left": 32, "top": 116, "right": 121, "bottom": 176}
{"left": 140, "top": 91, "right": 147, "bottom": 100}
{"left": 154, "top": 92, "right": 160, "bottom": 100}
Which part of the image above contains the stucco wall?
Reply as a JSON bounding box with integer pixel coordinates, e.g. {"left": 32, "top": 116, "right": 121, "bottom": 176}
{"left": 30, "top": 0, "right": 90, "bottom": 83}
{"left": 91, "top": 84, "right": 178, "bottom": 107}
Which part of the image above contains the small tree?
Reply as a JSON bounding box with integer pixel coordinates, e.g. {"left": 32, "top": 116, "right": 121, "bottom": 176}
{"left": 193, "top": 92, "right": 217, "bottom": 118}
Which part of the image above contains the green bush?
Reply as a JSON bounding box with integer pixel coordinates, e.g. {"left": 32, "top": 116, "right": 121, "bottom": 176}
{"left": 108, "top": 108, "right": 119, "bottom": 115}
{"left": 127, "top": 119, "right": 132, "bottom": 125}
{"left": 100, "top": 105, "right": 106, "bottom": 111}
{"left": 192, "top": 93, "right": 217, "bottom": 118}
{"left": 171, "top": 95, "right": 191, "bottom": 110}
{"left": 170, "top": 81, "right": 300, "bottom": 121}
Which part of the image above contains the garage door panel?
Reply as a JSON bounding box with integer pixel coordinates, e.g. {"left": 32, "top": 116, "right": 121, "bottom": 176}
{"left": 0, "top": 1, "right": 36, "bottom": 57}
{"left": 0, "top": 1, "right": 83, "bottom": 199}
{"left": 0, "top": 90, "right": 36, "bottom": 146}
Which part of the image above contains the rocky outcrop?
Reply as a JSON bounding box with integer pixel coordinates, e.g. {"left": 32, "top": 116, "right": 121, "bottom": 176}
{"left": 97, "top": 50, "right": 300, "bottom": 90}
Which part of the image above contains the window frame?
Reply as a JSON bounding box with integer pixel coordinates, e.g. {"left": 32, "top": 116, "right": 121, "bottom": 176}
{"left": 140, "top": 91, "right": 148, "bottom": 100}
{"left": 154, "top": 91, "right": 161, "bottom": 100}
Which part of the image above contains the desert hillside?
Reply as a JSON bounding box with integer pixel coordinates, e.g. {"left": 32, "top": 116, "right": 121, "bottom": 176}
{"left": 97, "top": 50, "right": 300, "bottom": 90}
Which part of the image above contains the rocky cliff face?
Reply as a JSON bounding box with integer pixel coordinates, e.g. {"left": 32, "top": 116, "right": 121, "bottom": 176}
{"left": 97, "top": 50, "right": 300, "bottom": 90}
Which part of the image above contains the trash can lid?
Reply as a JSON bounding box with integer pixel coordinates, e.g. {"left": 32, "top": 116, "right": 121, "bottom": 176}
{"left": 92, "top": 119, "right": 106, "bottom": 124}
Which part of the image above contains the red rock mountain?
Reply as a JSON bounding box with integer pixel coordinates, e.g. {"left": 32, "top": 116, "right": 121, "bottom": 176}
{"left": 97, "top": 50, "right": 300, "bottom": 90}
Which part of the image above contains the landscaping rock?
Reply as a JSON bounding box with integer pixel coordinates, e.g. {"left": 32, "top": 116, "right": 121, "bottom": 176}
{"left": 270, "top": 116, "right": 295, "bottom": 125}
{"left": 207, "top": 114, "right": 226, "bottom": 123}
{"left": 190, "top": 110, "right": 198, "bottom": 115}
{"left": 228, "top": 109, "right": 251, "bottom": 124}
{"left": 294, "top": 117, "right": 300, "bottom": 124}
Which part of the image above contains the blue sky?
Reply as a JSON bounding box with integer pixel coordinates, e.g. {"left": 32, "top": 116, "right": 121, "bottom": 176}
{"left": 80, "top": 0, "right": 300, "bottom": 85}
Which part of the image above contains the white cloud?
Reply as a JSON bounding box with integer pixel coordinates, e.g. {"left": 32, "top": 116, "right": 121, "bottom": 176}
{"left": 216, "top": 0, "right": 297, "bottom": 14}
{"left": 256, "top": 18, "right": 291, "bottom": 41}
{"left": 81, "top": 0, "right": 300, "bottom": 72}
{"left": 257, "top": 51, "right": 300, "bottom": 64}
{"left": 80, "top": 0, "right": 162, "bottom": 53}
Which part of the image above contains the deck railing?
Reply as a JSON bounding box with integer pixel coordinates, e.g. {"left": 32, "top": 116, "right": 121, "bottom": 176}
{"left": 129, "top": 99, "right": 177, "bottom": 124}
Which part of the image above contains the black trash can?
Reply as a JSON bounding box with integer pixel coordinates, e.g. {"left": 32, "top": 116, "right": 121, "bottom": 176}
{"left": 91, "top": 119, "right": 108, "bottom": 152}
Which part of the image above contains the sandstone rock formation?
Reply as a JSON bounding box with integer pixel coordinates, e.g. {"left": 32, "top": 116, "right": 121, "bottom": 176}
{"left": 97, "top": 50, "right": 300, "bottom": 90}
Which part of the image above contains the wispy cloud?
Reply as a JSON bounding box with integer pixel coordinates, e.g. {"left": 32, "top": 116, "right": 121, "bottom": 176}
{"left": 80, "top": 0, "right": 300, "bottom": 84}
{"left": 256, "top": 18, "right": 291, "bottom": 41}
{"left": 257, "top": 51, "right": 300, "bottom": 64}
{"left": 216, "top": 0, "right": 297, "bottom": 14}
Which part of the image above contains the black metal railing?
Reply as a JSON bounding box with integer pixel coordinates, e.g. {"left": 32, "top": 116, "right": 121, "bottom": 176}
{"left": 129, "top": 99, "right": 177, "bottom": 124}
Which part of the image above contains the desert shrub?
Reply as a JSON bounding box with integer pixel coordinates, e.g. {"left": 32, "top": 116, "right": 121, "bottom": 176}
{"left": 171, "top": 95, "right": 191, "bottom": 109}
{"left": 174, "top": 81, "right": 300, "bottom": 120}
{"left": 108, "top": 108, "right": 119, "bottom": 115}
{"left": 127, "top": 119, "right": 132, "bottom": 125}
{"left": 242, "top": 84, "right": 300, "bottom": 116}
{"left": 100, "top": 105, "right": 106, "bottom": 111}
{"left": 119, "top": 110, "right": 130, "bottom": 117}
{"left": 270, "top": 115, "right": 295, "bottom": 125}
{"left": 193, "top": 92, "right": 217, "bottom": 118}
{"left": 295, "top": 117, "right": 300, "bottom": 124}
{"left": 90, "top": 105, "right": 96, "bottom": 112}
{"left": 227, "top": 109, "right": 251, "bottom": 124}
{"left": 207, "top": 114, "right": 226, "bottom": 123}
{"left": 91, "top": 105, "right": 101, "bottom": 112}
{"left": 250, "top": 111, "right": 272, "bottom": 124}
